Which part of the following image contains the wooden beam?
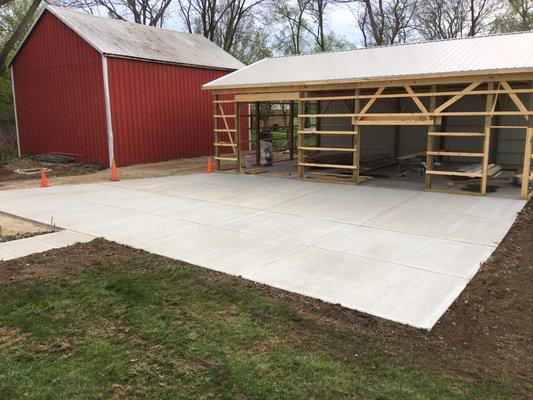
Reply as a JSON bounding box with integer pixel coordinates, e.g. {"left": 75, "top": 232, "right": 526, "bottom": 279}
{"left": 235, "top": 102, "right": 241, "bottom": 172}
{"left": 209, "top": 71, "right": 533, "bottom": 94}
{"left": 434, "top": 81, "right": 482, "bottom": 113}
{"left": 353, "top": 89, "right": 361, "bottom": 183}
{"left": 521, "top": 82, "right": 533, "bottom": 199}
{"left": 297, "top": 88, "right": 533, "bottom": 101}
{"left": 425, "top": 85, "right": 438, "bottom": 190}
{"left": 481, "top": 82, "right": 495, "bottom": 195}
{"left": 299, "top": 146, "right": 356, "bottom": 152}
{"left": 427, "top": 151, "right": 484, "bottom": 157}
{"left": 426, "top": 170, "right": 483, "bottom": 178}
{"left": 428, "top": 132, "right": 484, "bottom": 137}
{"left": 404, "top": 85, "right": 428, "bottom": 113}
{"left": 298, "top": 130, "right": 358, "bottom": 135}
{"left": 357, "top": 86, "right": 385, "bottom": 119}
{"left": 299, "top": 162, "right": 357, "bottom": 170}
{"left": 297, "top": 93, "right": 306, "bottom": 179}
{"left": 235, "top": 92, "right": 299, "bottom": 102}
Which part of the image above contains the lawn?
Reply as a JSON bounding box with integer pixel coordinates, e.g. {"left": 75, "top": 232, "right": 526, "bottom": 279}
{"left": 0, "top": 203, "right": 530, "bottom": 399}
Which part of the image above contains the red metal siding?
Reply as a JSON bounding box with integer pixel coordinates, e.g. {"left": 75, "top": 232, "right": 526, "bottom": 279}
{"left": 107, "top": 58, "right": 229, "bottom": 166}
{"left": 12, "top": 11, "right": 108, "bottom": 166}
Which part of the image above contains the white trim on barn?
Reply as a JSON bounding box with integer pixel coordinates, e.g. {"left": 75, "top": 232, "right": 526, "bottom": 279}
{"left": 101, "top": 55, "right": 115, "bottom": 167}
{"left": 10, "top": 66, "right": 21, "bottom": 157}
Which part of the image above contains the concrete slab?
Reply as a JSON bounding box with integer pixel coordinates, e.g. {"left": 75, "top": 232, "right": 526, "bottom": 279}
{"left": 364, "top": 207, "right": 514, "bottom": 246}
{"left": 0, "top": 236, "right": 59, "bottom": 258}
{"left": 0, "top": 173, "right": 525, "bottom": 329}
{"left": 34, "top": 230, "right": 94, "bottom": 247}
{"left": 316, "top": 225, "right": 494, "bottom": 279}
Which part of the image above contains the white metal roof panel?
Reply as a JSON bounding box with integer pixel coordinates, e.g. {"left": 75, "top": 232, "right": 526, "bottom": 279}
{"left": 203, "top": 31, "right": 533, "bottom": 88}
{"left": 29, "top": 6, "right": 245, "bottom": 70}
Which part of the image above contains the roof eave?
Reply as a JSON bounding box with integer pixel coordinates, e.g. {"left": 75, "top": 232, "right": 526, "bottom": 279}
{"left": 202, "top": 68, "right": 533, "bottom": 92}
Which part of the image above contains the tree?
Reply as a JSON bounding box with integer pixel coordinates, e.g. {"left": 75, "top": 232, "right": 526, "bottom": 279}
{"left": 349, "top": 0, "right": 417, "bottom": 46}
{"left": 272, "top": 0, "right": 312, "bottom": 55}
{"left": 177, "top": 0, "right": 265, "bottom": 54}
{"left": 415, "top": 0, "right": 501, "bottom": 39}
{"left": 0, "top": 0, "right": 42, "bottom": 74}
{"left": 67, "top": 0, "right": 172, "bottom": 26}
{"left": 307, "top": 0, "right": 328, "bottom": 51}
{"left": 492, "top": 0, "right": 532, "bottom": 32}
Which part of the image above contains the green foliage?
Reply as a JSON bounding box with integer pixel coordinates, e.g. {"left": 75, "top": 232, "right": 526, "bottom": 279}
{"left": 0, "top": 0, "right": 33, "bottom": 119}
{"left": 492, "top": 0, "right": 532, "bottom": 32}
{"left": 0, "top": 253, "right": 522, "bottom": 399}
{"left": 0, "top": 69, "right": 13, "bottom": 120}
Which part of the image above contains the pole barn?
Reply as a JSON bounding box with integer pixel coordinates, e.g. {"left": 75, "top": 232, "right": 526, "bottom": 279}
{"left": 9, "top": 5, "right": 245, "bottom": 167}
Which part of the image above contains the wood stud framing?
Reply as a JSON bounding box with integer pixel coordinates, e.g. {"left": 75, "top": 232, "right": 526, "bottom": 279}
{"left": 213, "top": 77, "right": 533, "bottom": 198}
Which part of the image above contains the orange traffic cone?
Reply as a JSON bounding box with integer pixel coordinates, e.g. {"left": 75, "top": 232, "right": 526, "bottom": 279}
{"left": 40, "top": 168, "right": 49, "bottom": 188}
{"left": 206, "top": 157, "right": 213, "bottom": 173}
{"left": 110, "top": 158, "right": 119, "bottom": 181}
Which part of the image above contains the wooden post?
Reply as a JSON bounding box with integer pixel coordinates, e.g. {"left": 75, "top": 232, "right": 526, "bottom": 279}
{"left": 392, "top": 98, "right": 401, "bottom": 158}
{"left": 255, "top": 101, "right": 261, "bottom": 166}
{"left": 289, "top": 101, "right": 295, "bottom": 160}
{"left": 353, "top": 89, "right": 361, "bottom": 183}
{"left": 235, "top": 101, "right": 241, "bottom": 173}
{"left": 481, "top": 82, "right": 495, "bottom": 195}
{"left": 214, "top": 94, "right": 221, "bottom": 171}
{"left": 425, "top": 85, "right": 438, "bottom": 190}
{"left": 521, "top": 81, "right": 533, "bottom": 199}
{"left": 297, "top": 92, "right": 306, "bottom": 179}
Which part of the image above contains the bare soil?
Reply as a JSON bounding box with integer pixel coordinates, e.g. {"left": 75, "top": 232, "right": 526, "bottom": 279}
{"left": 0, "top": 156, "right": 207, "bottom": 190}
{"left": 0, "top": 213, "right": 53, "bottom": 242}
{"left": 0, "top": 200, "right": 530, "bottom": 396}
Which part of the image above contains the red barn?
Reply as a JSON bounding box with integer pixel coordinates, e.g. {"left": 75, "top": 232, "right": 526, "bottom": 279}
{"left": 10, "top": 5, "right": 244, "bottom": 167}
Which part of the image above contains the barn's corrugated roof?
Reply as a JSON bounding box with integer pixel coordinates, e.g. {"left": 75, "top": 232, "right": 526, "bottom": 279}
{"left": 204, "top": 31, "right": 533, "bottom": 89}
{"left": 12, "top": 5, "right": 244, "bottom": 70}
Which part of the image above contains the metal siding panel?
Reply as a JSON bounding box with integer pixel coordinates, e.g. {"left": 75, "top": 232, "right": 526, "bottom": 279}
{"left": 205, "top": 31, "right": 533, "bottom": 89}
{"left": 108, "top": 58, "right": 229, "bottom": 166}
{"left": 12, "top": 12, "right": 108, "bottom": 165}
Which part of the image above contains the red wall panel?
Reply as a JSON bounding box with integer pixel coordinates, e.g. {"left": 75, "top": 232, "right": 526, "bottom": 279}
{"left": 12, "top": 11, "right": 109, "bottom": 166}
{"left": 107, "top": 58, "right": 229, "bottom": 166}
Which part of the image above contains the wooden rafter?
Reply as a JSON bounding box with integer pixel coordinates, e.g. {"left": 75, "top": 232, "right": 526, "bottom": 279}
{"left": 500, "top": 81, "right": 528, "bottom": 116}
{"left": 404, "top": 85, "right": 428, "bottom": 113}
{"left": 433, "top": 81, "right": 482, "bottom": 113}
{"left": 357, "top": 86, "right": 385, "bottom": 119}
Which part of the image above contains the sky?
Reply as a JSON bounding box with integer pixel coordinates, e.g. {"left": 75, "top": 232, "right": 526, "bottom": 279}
{"left": 165, "top": 2, "right": 364, "bottom": 49}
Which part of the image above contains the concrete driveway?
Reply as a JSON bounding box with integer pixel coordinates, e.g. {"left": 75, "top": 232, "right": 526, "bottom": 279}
{"left": 0, "top": 173, "right": 525, "bottom": 329}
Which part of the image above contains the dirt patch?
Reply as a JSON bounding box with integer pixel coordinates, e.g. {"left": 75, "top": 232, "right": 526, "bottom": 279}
{"left": 0, "top": 157, "right": 102, "bottom": 183}
{"left": 0, "top": 201, "right": 530, "bottom": 395}
{"left": 0, "top": 213, "right": 54, "bottom": 242}
{"left": 0, "top": 156, "right": 207, "bottom": 190}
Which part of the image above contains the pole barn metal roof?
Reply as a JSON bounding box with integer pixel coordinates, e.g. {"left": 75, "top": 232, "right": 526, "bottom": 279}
{"left": 11, "top": 5, "right": 245, "bottom": 71}
{"left": 203, "top": 31, "right": 533, "bottom": 89}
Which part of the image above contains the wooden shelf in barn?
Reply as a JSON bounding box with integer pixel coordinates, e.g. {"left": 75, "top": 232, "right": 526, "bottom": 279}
{"left": 425, "top": 170, "right": 483, "bottom": 178}
{"left": 299, "top": 146, "right": 356, "bottom": 152}
{"left": 215, "top": 156, "right": 239, "bottom": 162}
{"left": 299, "top": 162, "right": 358, "bottom": 170}
{"left": 297, "top": 130, "right": 358, "bottom": 135}
{"left": 214, "top": 142, "right": 238, "bottom": 147}
{"left": 428, "top": 132, "right": 485, "bottom": 137}
{"left": 427, "top": 151, "right": 484, "bottom": 157}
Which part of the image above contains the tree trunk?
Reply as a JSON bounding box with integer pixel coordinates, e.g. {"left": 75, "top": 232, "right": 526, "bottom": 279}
{"left": 0, "top": 0, "right": 42, "bottom": 74}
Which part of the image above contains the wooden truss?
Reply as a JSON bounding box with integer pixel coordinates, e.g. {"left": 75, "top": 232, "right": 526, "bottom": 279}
{"left": 212, "top": 76, "right": 533, "bottom": 199}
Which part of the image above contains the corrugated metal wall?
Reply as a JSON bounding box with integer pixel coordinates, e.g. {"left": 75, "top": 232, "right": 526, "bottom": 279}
{"left": 12, "top": 11, "right": 109, "bottom": 165}
{"left": 107, "top": 58, "right": 228, "bottom": 166}
{"left": 319, "top": 93, "right": 526, "bottom": 167}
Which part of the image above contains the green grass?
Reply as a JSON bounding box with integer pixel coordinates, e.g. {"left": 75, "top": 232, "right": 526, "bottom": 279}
{"left": 0, "top": 251, "right": 521, "bottom": 399}
{"left": 0, "top": 146, "right": 17, "bottom": 164}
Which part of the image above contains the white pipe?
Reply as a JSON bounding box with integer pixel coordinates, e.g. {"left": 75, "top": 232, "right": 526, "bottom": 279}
{"left": 101, "top": 55, "right": 115, "bottom": 167}
{"left": 10, "top": 66, "right": 21, "bottom": 157}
